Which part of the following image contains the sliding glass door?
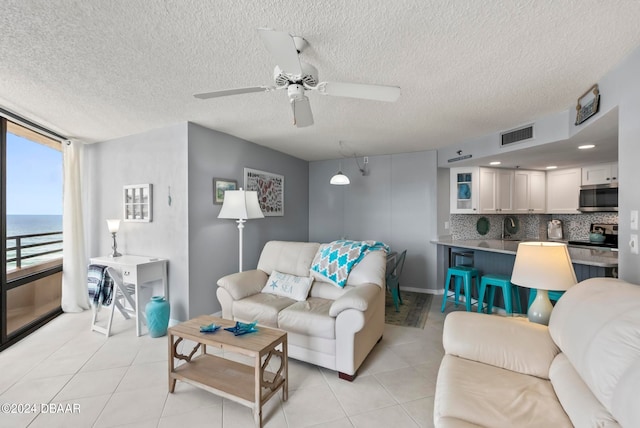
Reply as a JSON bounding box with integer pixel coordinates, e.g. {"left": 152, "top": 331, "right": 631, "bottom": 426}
{"left": 1, "top": 118, "right": 63, "bottom": 350}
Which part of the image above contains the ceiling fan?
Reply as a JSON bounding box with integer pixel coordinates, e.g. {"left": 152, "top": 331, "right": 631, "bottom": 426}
{"left": 194, "top": 28, "right": 401, "bottom": 127}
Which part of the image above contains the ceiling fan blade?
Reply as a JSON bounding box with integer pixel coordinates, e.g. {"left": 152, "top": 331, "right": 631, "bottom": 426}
{"left": 257, "top": 28, "right": 302, "bottom": 77}
{"left": 317, "top": 82, "right": 401, "bottom": 102}
{"left": 290, "top": 96, "right": 314, "bottom": 127}
{"left": 194, "top": 86, "right": 272, "bottom": 99}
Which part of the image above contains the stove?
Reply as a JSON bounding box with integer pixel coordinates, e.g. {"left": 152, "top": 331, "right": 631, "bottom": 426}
{"left": 568, "top": 223, "right": 618, "bottom": 249}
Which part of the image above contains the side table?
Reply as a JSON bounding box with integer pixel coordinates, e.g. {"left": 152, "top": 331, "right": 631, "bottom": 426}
{"left": 90, "top": 255, "right": 168, "bottom": 336}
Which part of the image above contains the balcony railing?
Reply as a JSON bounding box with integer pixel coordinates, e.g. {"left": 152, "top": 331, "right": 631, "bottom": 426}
{"left": 6, "top": 231, "right": 63, "bottom": 270}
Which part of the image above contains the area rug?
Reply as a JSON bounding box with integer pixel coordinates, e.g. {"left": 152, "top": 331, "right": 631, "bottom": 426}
{"left": 385, "top": 290, "right": 433, "bottom": 329}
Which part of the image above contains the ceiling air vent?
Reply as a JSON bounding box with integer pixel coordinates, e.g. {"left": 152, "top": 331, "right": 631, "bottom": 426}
{"left": 501, "top": 125, "right": 534, "bottom": 146}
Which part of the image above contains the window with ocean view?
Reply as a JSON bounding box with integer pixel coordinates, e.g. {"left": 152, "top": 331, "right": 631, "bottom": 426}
{"left": 2, "top": 119, "right": 63, "bottom": 346}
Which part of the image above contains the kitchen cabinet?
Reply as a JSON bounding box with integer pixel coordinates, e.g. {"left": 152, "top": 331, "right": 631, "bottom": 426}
{"left": 478, "top": 168, "right": 514, "bottom": 213}
{"left": 546, "top": 168, "right": 581, "bottom": 214}
{"left": 582, "top": 162, "right": 618, "bottom": 185}
{"left": 513, "top": 170, "right": 546, "bottom": 213}
{"left": 450, "top": 167, "right": 479, "bottom": 213}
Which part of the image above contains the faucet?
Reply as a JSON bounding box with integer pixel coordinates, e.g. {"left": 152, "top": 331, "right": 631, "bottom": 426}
{"left": 501, "top": 216, "right": 516, "bottom": 240}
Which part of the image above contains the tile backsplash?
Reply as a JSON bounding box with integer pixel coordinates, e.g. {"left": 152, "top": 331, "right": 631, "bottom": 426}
{"left": 450, "top": 213, "right": 618, "bottom": 241}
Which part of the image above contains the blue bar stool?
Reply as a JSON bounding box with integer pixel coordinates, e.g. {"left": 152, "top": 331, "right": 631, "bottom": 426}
{"left": 441, "top": 266, "right": 480, "bottom": 312}
{"left": 477, "top": 274, "right": 522, "bottom": 315}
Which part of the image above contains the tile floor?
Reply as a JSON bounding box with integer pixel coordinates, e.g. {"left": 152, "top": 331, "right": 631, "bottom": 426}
{"left": 0, "top": 299, "right": 459, "bottom": 428}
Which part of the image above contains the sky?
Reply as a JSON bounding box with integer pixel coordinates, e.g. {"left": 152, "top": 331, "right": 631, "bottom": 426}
{"left": 6, "top": 132, "right": 63, "bottom": 215}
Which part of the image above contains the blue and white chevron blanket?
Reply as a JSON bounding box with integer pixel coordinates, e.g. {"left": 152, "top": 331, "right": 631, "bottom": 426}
{"left": 310, "top": 240, "right": 389, "bottom": 288}
{"left": 87, "top": 264, "right": 114, "bottom": 307}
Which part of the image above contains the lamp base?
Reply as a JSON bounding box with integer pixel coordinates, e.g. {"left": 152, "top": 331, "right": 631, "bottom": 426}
{"left": 109, "top": 251, "right": 122, "bottom": 258}
{"left": 528, "top": 289, "right": 553, "bottom": 325}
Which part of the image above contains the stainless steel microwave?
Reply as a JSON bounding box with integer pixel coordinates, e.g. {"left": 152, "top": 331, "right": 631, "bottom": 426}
{"left": 578, "top": 183, "right": 618, "bottom": 212}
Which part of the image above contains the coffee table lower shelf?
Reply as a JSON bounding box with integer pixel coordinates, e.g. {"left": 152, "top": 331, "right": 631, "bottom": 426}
{"left": 168, "top": 315, "right": 288, "bottom": 428}
{"left": 171, "top": 353, "right": 284, "bottom": 406}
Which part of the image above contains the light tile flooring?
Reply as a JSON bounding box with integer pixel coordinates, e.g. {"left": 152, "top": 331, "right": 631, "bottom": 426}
{"left": 0, "top": 300, "right": 458, "bottom": 428}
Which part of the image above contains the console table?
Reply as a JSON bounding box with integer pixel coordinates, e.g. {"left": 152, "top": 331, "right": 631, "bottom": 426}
{"left": 90, "top": 255, "right": 168, "bottom": 336}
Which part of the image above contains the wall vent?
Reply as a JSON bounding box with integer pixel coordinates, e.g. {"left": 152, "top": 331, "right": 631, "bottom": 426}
{"left": 501, "top": 125, "right": 534, "bottom": 146}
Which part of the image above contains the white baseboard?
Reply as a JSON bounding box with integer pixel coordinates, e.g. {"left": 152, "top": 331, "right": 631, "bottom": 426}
{"left": 400, "top": 286, "right": 443, "bottom": 295}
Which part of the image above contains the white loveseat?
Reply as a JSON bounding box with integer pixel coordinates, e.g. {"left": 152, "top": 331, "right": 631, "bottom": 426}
{"left": 434, "top": 277, "right": 640, "bottom": 427}
{"left": 216, "top": 240, "right": 387, "bottom": 380}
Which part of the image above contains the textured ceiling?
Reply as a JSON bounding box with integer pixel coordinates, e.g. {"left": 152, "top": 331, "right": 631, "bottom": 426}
{"left": 2, "top": 1, "right": 640, "bottom": 161}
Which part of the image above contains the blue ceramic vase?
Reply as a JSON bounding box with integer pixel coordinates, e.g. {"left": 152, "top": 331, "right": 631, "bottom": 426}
{"left": 145, "top": 296, "right": 170, "bottom": 338}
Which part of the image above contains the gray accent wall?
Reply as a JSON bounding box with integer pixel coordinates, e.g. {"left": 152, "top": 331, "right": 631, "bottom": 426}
{"left": 309, "top": 150, "right": 439, "bottom": 292}
{"left": 84, "top": 122, "right": 309, "bottom": 321}
{"left": 186, "top": 123, "right": 309, "bottom": 317}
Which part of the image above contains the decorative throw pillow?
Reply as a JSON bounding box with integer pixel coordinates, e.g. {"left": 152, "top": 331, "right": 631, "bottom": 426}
{"left": 310, "top": 240, "right": 389, "bottom": 288}
{"left": 261, "top": 270, "right": 314, "bottom": 301}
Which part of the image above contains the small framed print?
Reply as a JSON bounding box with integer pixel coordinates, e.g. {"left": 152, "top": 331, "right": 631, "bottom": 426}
{"left": 213, "top": 178, "right": 237, "bottom": 205}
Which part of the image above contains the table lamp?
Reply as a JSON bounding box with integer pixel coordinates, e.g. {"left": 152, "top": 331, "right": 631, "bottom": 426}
{"left": 106, "top": 219, "right": 122, "bottom": 257}
{"left": 510, "top": 242, "right": 577, "bottom": 325}
{"left": 218, "top": 188, "right": 264, "bottom": 272}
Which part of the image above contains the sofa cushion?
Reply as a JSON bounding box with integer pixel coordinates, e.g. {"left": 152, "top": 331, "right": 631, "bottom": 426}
{"left": 549, "top": 352, "right": 620, "bottom": 427}
{"left": 346, "top": 249, "right": 387, "bottom": 288}
{"left": 435, "top": 354, "right": 572, "bottom": 428}
{"left": 233, "top": 293, "right": 296, "bottom": 327}
{"left": 309, "top": 281, "right": 351, "bottom": 300}
{"left": 257, "top": 241, "right": 320, "bottom": 277}
{"left": 262, "top": 270, "right": 313, "bottom": 301}
{"left": 278, "top": 297, "right": 335, "bottom": 340}
{"left": 549, "top": 278, "right": 640, "bottom": 426}
{"left": 443, "top": 312, "right": 559, "bottom": 379}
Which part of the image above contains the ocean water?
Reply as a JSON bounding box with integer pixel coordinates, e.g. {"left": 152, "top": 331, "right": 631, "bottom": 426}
{"left": 6, "top": 215, "right": 63, "bottom": 270}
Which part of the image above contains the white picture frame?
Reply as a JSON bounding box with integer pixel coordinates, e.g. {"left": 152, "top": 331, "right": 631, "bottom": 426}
{"left": 123, "top": 183, "right": 152, "bottom": 222}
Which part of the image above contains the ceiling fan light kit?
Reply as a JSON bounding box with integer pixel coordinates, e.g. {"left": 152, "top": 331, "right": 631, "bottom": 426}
{"left": 194, "top": 28, "right": 401, "bottom": 127}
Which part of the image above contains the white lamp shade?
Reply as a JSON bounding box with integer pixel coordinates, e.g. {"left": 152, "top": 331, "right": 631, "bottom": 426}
{"left": 511, "top": 242, "right": 577, "bottom": 291}
{"left": 106, "top": 219, "right": 121, "bottom": 233}
{"left": 330, "top": 172, "right": 350, "bottom": 185}
{"left": 218, "top": 189, "right": 264, "bottom": 220}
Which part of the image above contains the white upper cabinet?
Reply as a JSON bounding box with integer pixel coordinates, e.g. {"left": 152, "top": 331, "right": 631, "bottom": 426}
{"left": 450, "top": 167, "right": 479, "bottom": 214}
{"left": 546, "top": 168, "right": 581, "bottom": 214}
{"left": 513, "top": 170, "right": 546, "bottom": 213}
{"left": 582, "top": 162, "right": 618, "bottom": 185}
{"left": 478, "top": 168, "right": 514, "bottom": 213}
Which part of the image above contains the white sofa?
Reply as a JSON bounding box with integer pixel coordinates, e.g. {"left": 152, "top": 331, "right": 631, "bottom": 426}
{"left": 216, "top": 240, "right": 387, "bottom": 380}
{"left": 434, "top": 277, "right": 640, "bottom": 427}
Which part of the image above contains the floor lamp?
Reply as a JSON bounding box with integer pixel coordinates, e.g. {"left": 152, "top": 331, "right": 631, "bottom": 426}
{"left": 218, "top": 188, "right": 264, "bottom": 272}
{"left": 511, "top": 242, "right": 577, "bottom": 325}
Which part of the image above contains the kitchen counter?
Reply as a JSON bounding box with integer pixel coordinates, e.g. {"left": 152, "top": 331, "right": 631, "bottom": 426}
{"left": 432, "top": 239, "right": 618, "bottom": 268}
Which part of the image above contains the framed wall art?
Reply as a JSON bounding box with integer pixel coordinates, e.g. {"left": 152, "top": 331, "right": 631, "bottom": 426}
{"left": 244, "top": 168, "right": 284, "bottom": 216}
{"left": 213, "top": 178, "right": 237, "bottom": 205}
{"left": 123, "top": 183, "right": 152, "bottom": 222}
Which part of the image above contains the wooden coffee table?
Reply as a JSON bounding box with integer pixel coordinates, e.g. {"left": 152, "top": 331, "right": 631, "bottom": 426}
{"left": 168, "top": 315, "right": 288, "bottom": 427}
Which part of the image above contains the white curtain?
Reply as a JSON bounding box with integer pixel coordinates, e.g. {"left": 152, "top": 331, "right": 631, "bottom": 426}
{"left": 61, "top": 140, "right": 90, "bottom": 312}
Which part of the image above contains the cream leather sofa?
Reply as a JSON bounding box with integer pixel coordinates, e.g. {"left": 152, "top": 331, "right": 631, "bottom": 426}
{"left": 216, "top": 241, "right": 386, "bottom": 380}
{"left": 434, "top": 277, "right": 640, "bottom": 427}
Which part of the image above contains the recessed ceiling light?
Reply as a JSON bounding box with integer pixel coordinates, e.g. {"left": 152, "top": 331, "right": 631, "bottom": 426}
{"left": 489, "top": 161, "right": 501, "bottom": 165}
{"left": 546, "top": 165, "right": 558, "bottom": 170}
{"left": 578, "top": 144, "right": 595, "bottom": 150}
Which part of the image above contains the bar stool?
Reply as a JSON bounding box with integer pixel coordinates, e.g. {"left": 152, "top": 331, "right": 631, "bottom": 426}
{"left": 441, "top": 266, "right": 480, "bottom": 312}
{"left": 477, "top": 274, "right": 522, "bottom": 315}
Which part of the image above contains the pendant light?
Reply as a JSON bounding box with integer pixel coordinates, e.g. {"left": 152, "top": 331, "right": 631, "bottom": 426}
{"left": 330, "top": 161, "right": 350, "bottom": 185}
{"left": 330, "top": 141, "right": 351, "bottom": 185}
